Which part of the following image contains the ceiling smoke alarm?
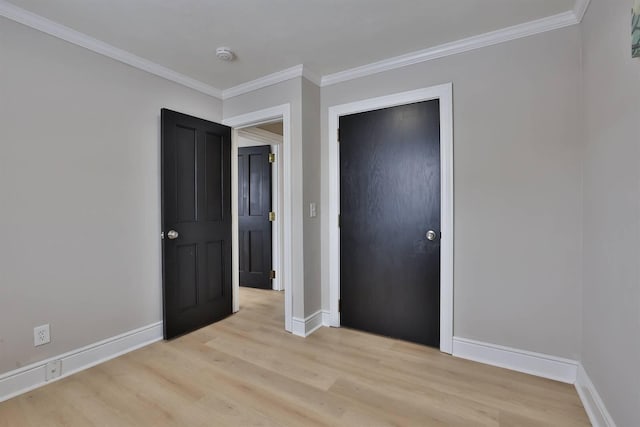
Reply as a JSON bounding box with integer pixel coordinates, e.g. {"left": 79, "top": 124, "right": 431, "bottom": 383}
{"left": 216, "top": 47, "right": 234, "bottom": 61}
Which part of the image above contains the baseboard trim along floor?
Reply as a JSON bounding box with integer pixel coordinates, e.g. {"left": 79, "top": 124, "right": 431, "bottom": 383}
{"left": 0, "top": 321, "right": 163, "bottom": 403}
{"left": 452, "top": 336, "right": 578, "bottom": 383}
{"left": 1, "top": 321, "right": 615, "bottom": 426}
{"left": 291, "top": 310, "right": 325, "bottom": 337}
{"left": 451, "top": 336, "right": 616, "bottom": 426}
{"left": 575, "top": 363, "right": 617, "bottom": 427}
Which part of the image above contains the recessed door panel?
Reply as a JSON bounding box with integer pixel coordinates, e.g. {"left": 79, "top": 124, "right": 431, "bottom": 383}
{"left": 249, "top": 154, "right": 264, "bottom": 216}
{"left": 204, "top": 133, "right": 223, "bottom": 222}
{"left": 176, "top": 126, "right": 197, "bottom": 222}
{"left": 249, "top": 231, "right": 264, "bottom": 273}
{"left": 176, "top": 244, "right": 198, "bottom": 310}
{"left": 205, "top": 241, "right": 224, "bottom": 301}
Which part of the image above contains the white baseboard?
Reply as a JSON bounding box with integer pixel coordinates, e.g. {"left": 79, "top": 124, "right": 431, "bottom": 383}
{"left": 452, "top": 337, "right": 578, "bottom": 384}
{"left": 4, "top": 322, "right": 612, "bottom": 425}
{"left": 575, "top": 364, "right": 617, "bottom": 427}
{"left": 0, "top": 321, "right": 163, "bottom": 403}
{"left": 321, "top": 310, "right": 331, "bottom": 327}
{"left": 291, "top": 310, "right": 326, "bottom": 337}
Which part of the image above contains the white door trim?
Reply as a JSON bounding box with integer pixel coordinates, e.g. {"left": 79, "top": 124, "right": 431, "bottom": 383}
{"left": 236, "top": 130, "right": 283, "bottom": 292}
{"left": 327, "top": 84, "right": 454, "bottom": 353}
{"left": 270, "top": 143, "right": 282, "bottom": 291}
{"left": 224, "top": 104, "right": 293, "bottom": 333}
{"left": 237, "top": 135, "right": 284, "bottom": 291}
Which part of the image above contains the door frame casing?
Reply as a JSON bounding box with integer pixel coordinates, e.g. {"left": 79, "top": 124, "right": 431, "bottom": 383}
{"left": 327, "top": 84, "right": 454, "bottom": 353}
{"left": 224, "top": 104, "right": 293, "bottom": 333}
{"left": 237, "top": 128, "right": 283, "bottom": 291}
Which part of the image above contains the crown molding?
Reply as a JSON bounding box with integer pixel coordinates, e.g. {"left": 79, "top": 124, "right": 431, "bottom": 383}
{"left": 573, "top": 0, "right": 592, "bottom": 23}
{"left": 320, "top": 10, "right": 579, "bottom": 87}
{"left": 2, "top": 0, "right": 588, "bottom": 99}
{"left": 221, "top": 64, "right": 321, "bottom": 99}
{"left": 222, "top": 64, "right": 323, "bottom": 99}
{"left": 0, "top": 0, "right": 223, "bottom": 99}
{"left": 301, "top": 66, "right": 322, "bottom": 86}
{"left": 222, "top": 64, "right": 303, "bottom": 99}
{"left": 225, "top": 0, "right": 588, "bottom": 93}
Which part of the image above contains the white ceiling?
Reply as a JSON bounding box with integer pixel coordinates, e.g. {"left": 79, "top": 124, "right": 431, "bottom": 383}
{"left": 7, "top": 0, "right": 576, "bottom": 90}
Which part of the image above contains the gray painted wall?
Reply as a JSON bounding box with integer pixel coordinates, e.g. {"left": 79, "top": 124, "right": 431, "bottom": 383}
{"left": 223, "top": 78, "right": 323, "bottom": 320}
{"left": 320, "top": 26, "right": 584, "bottom": 359}
{"left": 580, "top": 0, "right": 640, "bottom": 425}
{"left": 301, "top": 79, "right": 322, "bottom": 317}
{"left": 0, "top": 17, "right": 222, "bottom": 375}
{"left": 223, "top": 79, "right": 308, "bottom": 319}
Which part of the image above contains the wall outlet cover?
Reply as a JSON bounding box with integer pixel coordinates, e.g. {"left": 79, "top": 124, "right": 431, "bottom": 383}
{"left": 45, "top": 360, "right": 62, "bottom": 381}
{"left": 34, "top": 324, "right": 50, "bottom": 347}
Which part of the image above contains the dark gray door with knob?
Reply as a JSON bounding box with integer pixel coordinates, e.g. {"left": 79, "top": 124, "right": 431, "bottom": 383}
{"left": 161, "top": 109, "right": 232, "bottom": 339}
{"left": 339, "top": 100, "right": 441, "bottom": 347}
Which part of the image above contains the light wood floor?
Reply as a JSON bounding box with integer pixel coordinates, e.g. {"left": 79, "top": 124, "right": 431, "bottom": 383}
{"left": 0, "top": 288, "right": 589, "bottom": 426}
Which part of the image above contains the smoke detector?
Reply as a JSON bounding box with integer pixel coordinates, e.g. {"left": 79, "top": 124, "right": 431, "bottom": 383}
{"left": 216, "top": 47, "right": 235, "bottom": 61}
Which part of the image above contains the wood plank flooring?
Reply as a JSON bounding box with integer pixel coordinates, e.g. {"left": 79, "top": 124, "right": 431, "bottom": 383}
{"left": 0, "top": 288, "right": 589, "bottom": 426}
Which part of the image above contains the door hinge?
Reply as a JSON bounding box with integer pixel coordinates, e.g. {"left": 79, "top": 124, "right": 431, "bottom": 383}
{"left": 269, "top": 270, "right": 276, "bottom": 280}
{"left": 269, "top": 211, "right": 276, "bottom": 222}
{"left": 338, "top": 299, "right": 342, "bottom": 313}
{"left": 337, "top": 128, "right": 340, "bottom": 142}
{"left": 268, "top": 152, "right": 276, "bottom": 163}
{"left": 338, "top": 214, "right": 341, "bottom": 228}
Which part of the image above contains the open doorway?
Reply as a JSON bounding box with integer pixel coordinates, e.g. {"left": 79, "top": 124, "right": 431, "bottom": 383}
{"left": 237, "top": 123, "right": 283, "bottom": 291}
{"left": 234, "top": 122, "right": 285, "bottom": 331}
{"left": 224, "top": 104, "right": 293, "bottom": 333}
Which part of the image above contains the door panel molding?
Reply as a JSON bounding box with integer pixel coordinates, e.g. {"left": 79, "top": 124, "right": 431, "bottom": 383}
{"left": 328, "top": 84, "right": 454, "bottom": 353}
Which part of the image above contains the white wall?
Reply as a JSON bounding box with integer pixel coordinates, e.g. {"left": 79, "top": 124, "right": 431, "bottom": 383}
{"left": 580, "top": 0, "right": 640, "bottom": 425}
{"left": 0, "top": 17, "right": 222, "bottom": 375}
{"left": 320, "top": 26, "right": 584, "bottom": 359}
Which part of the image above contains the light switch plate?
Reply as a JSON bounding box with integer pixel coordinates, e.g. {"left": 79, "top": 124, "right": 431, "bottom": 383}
{"left": 309, "top": 202, "right": 317, "bottom": 218}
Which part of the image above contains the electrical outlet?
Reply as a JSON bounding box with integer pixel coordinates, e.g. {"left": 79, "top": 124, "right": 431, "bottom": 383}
{"left": 33, "top": 324, "right": 50, "bottom": 347}
{"left": 45, "top": 360, "right": 62, "bottom": 381}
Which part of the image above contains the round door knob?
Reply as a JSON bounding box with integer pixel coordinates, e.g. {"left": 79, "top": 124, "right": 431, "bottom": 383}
{"left": 426, "top": 230, "right": 437, "bottom": 241}
{"left": 167, "top": 230, "right": 179, "bottom": 240}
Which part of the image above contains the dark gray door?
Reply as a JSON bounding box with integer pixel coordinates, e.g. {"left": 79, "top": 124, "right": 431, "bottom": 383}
{"left": 161, "top": 109, "right": 232, "bottom": 339}
{"left": 339, "top": 100, "right": 441, "bottom": 347}
{"left": 238, "top": 146, "right": 273, "bottom": 289}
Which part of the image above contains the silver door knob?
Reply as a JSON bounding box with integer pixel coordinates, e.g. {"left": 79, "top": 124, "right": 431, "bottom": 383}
{"left": 167, "top": 230, "right": 179, "bottom": 240}
{"left": 426, "top": 230, "right": 437, "bottom": 241}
